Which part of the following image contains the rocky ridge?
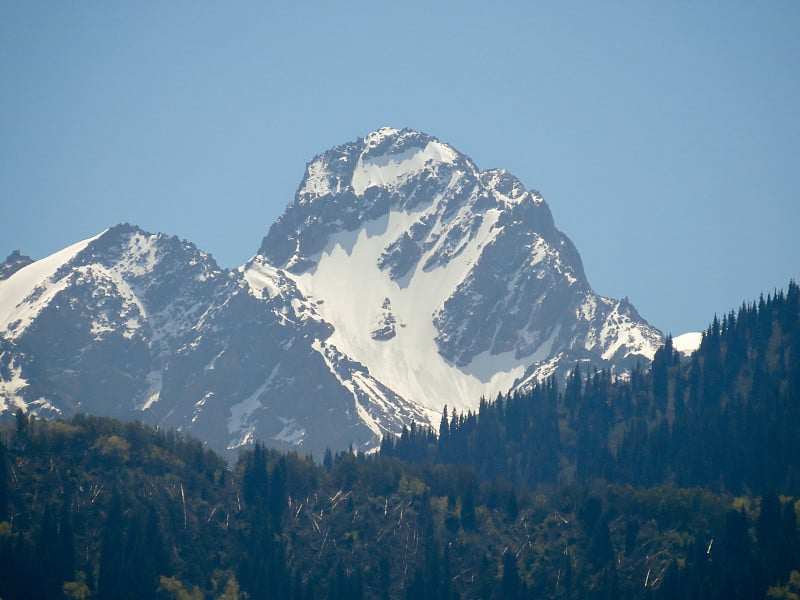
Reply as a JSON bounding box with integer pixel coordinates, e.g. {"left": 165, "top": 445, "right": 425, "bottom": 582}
{"left": 0, "top": 128, "right": 663, "bottom": 456}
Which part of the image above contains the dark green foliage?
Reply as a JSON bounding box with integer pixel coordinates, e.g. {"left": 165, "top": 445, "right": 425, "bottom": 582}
{"left": 500, "top": 551, "right": 522, "bottom": 599}
{"left": 0, "top": 280, "right": 797, "bottom": 598}
{"left": 97, "top": 489, "right": 125, "bottom": 600}
{"left": 0, "top": 438, "right": 8, "bottom": 522}
{"left": 0, "top": 415, "right": 236, "bottom": 600}
{"left": 0, "top": 412, "right": 798, "bottom": 599}
{"left": 387, "top": 281, "right": 800, "bottom": 498}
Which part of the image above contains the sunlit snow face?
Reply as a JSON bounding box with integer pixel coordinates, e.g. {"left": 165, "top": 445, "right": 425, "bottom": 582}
{"left": 0, "top": 233, "right": 105, "bottom": 339}
{"left": 351, "top": 140, "right": 458, "bottom": 196}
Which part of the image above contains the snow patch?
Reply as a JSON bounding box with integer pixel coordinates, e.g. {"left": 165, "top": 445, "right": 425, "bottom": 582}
{"left": 273, "top": 417, "right": 306, "bottom": 446}
{"left": 526, "top": 325, "right": 561, "bottom": 364}
{"left": 351, "top": 141, "right": 457, "bottom": 196}
{"left": 599, "top": 302, "right": 659, "bottom": 361}
{"left": 0, "top": 232, "right": 104, "bottom": 339}
{"left": 243, "top": 256, "right": 285, "bottom": 300}
{"left": 191, "top": 392, "right": 214, "bottom": 424}
{"left": 302, "top": 158, "right": 339, "bottom": 197}
{"left": 516, "top": 354, "right": 564, "bottom": 391}
{"left": 0, "top": 355, "right": 29, "bottom": 415}
{"left": 27, "top": 396, "right": 61, "bottom": 415}
{"left": 363, "top": 127, "right": 402, "bottom": 147}
{"left": 119, "top": 231, "right": 160, "bottom": 277}
{"left": 227, "top": 364, "right": 281, "bottom": 449}
{"left": 203, "top": 347, "right": 227, "bottom": 373}
{"left": 673, "top": 331, "right": 702, "bottom": 355}
{"left": 140, "top": 370, "right": 163, "bottom": 410}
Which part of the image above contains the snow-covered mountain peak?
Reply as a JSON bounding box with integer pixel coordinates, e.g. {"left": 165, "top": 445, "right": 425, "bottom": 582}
{"left": 294, "top": 127, "right": 466, "bottom": 204}
{"left": 261, "top": 129, "right": 558, "bottom": 275}
{"left": 352, "top": 137, "right": 458, "bottom": 197}
{"left": 363, "top": 125, "right": 406, "bottom": 143}
{"left": 253, "top": 129, "right": 663, "bottom": 422}
{"left": 0, "top": 231, "right": 105, "bottom": 340}
{"left": 0, "top": 223, "right": 231, "bottom": 356}
{"left": 361, "top": 127, "right": 448, "bottom": 158}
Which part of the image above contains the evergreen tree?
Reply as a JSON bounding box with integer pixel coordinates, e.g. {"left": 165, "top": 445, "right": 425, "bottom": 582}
{"left": 461, "top": 486, "right": 476, "bottom": 530}
{"left": 14, "top": 408, "right": 28, "bottom": 443}
{"left": 506, "top": 488, "right": 519, "bottom": 522}
{"left": 0, "top": 439, "right": 8, "bottom": 522}
{"left": 34, "top": 505, "right": 62, "bottom": 598}
{"left": 379, "top": 556, "right": 391, "bottom": 600}
{"left": 501, "top": 551, "right": 521, "bottom": 599}
{"left": 97, "top": 489, "right": 126, "bottom": 600}
{"left": 58, "top": 493, "right": 76, "bottom": 587}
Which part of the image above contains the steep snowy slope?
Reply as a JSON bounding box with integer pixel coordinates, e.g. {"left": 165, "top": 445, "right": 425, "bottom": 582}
{"left": 256, "top": 128, "right": 663, "bottom": 418}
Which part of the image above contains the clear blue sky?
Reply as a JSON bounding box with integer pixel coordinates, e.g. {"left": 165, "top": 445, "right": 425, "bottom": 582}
{"left": 2, "top": 1, "right": 798, "bottom": 336}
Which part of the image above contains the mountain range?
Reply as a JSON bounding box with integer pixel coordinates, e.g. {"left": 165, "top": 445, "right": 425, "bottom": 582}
{"left": 0, "top": 127, "right": 665, "bottom": 457}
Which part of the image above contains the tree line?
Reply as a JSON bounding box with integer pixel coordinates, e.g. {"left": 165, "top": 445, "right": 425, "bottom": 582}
{"left": 0, "top": 280, "right": 797, "bottom": 598}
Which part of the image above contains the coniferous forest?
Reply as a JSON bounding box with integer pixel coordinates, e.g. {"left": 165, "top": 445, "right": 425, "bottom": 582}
{"left": 0, "top": 282, "right": 799, "bottom": 599}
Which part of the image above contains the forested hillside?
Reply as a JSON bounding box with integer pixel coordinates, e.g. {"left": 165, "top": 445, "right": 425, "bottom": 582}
{"left": 387, "top": 281, "right": 800, "bottom": 495}
{"left": 0, "top": 282, "right": 798, "bottom": 599}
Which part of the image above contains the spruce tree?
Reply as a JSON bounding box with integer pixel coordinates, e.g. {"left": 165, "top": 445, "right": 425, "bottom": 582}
{"left": 0, "top": 439, "right": 8, "bottom": 522}
{"left": 97, "top": 489, "right": 126, "bottom": 600}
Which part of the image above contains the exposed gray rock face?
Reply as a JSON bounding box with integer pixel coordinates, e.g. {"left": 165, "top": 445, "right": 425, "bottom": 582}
{"left": 0, "top": 250, "right": 34, "bottom": 281}
{"left": 0, "top": 128, "right": 663, "bottom": 458}
{"left": 371, "top": 298, "right": 398, "bottom": 341}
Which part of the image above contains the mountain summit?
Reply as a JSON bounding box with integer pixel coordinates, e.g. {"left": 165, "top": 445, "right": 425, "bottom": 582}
{"left": 252, "top": 127, "right": 662, "bottom": 415}
{"left": 0, "top": 128, "right": 662, "bottom": 456}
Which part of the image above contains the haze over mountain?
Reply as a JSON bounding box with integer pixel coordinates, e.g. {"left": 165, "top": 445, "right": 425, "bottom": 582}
{"left": 0, "top": 129, "right": 662, "bottom": 457}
